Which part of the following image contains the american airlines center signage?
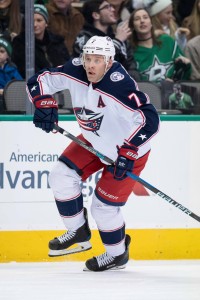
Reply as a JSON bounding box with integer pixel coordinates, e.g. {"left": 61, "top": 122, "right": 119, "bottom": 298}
{"left": 0, "top": 120, "right": 199, "bottom": 230}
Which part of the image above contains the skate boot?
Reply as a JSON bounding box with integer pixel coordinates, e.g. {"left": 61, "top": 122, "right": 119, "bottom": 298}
{"left": 84, "top": 234, "right": 131, "bottom": 272}
{"left": 48, "top": 208, "right": 92, "bottom": 257}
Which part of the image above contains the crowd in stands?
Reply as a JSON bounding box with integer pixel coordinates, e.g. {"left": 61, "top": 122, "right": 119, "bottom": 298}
{"left": 0, "top": 0, "right": 200, "bottom": 114}
{"left": 12, "top": 4, "right": 70, "bottom": 78}
{"left": 128, "top": 8, "right": 191, "bottom": 82}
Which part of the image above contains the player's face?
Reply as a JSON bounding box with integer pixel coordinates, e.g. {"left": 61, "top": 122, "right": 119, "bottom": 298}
{"left": 84, "top": 54, "right": 112, "bottom": 82}
{"left": 132, "top": 9, "right": 152, "bottom": 36}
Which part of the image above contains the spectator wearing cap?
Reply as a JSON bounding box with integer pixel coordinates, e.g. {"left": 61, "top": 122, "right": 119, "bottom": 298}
{"left": 11, "top": 4, "right": 70, "bottom": 79}
{"left": 148, "top": 0, "right": 190, "bottom": 50}
{"left": 0, "top": 38, "right": 22, "bottom": 96}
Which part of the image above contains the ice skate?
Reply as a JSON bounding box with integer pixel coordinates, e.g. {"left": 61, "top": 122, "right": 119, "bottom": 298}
{"left": 48, "top": 208, "right": 92, "bottom": 257}
{"left": 84, "top": 234, "right": 131, "bottom": 272}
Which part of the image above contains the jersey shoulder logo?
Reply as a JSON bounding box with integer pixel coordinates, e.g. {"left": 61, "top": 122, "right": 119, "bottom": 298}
{"left": 110, "top": 72, "right": 124, "bottom": 82}
{"left": 72, "top": 57, "right": 82, "bottom": 66}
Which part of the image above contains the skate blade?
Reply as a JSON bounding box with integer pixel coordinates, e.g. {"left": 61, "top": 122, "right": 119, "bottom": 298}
{"left": 83, "top": 264, "right": 126, "bottom": 272}
{"left": 48, "top": 241, "right": 92, "bottom": 257}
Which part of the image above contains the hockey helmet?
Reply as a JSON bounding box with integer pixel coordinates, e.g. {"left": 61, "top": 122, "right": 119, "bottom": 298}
{"left": 82, "top": 36, "right": 115, "bottom": 61}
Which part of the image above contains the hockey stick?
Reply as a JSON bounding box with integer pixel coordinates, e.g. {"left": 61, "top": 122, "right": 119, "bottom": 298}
{"left": 53, "top": 124, "right": 200, "bottom": 223}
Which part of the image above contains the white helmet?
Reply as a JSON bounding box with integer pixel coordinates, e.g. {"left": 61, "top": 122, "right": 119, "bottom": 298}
{"left": 82, "top": 36, "right": 115, "bottom": 61}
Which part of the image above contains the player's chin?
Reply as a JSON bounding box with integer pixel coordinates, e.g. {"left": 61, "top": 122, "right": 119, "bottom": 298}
{"left": 87, "top": 74, "right": 96, "bottom": 82}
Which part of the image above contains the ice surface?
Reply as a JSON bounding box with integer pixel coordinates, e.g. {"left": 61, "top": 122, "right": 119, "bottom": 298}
{"left": 0, "top": 260, "right": 199, "bottom": 300}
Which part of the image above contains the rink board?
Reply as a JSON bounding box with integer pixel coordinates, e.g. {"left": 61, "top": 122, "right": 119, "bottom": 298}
{"left": 1, "top": 228, "right": 200, "bottom": 262}
{"left": 0, "top": 115, "right": 200, "bottom": 262}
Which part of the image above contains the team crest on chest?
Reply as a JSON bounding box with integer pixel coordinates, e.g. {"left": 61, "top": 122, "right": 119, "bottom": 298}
{"left": 110, "top": 72, "right": 124, "bottom": 82}
{"left": 142, "top": 55, "right": 172, "bottom": 81}
{"left": 74, "top": 106, "right": 104, "bottom": 136}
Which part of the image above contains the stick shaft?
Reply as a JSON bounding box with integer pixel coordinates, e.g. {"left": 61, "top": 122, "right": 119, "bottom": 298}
{"left": 54, "top": 124, "right": 200, "bottom": 223}
{"left": 126, "top": 172, "right": 200, "bottom": 222}
{"left": 54, "top": 124, "right": 114, "bottom": 164}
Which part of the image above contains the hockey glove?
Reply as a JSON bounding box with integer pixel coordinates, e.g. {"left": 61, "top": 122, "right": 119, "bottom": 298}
{"left": 33, "top": 95, "right": 58, "bottom": 133}
{"left": 113, "top": 143, "right": 138, "bottom": 181}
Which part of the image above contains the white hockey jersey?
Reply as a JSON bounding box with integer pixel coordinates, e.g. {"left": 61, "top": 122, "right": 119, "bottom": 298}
{"left": 27, "top": 58, "right": 160, "bottom": 162}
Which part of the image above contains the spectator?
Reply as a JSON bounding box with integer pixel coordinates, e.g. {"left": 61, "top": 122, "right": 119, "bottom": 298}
{"left": 0, "top": 38, "right": 22, "bottom": 96}
{"left": 73, "top": 0, "right": 140, "bottom": 80}
{"left": 108, "top": 0, "right": 157, "bottom": 21}
{"left": 108, "top": 0, "right": 131, "bottom": 21}
{"left": 184, "top": 35, "right": 200, "bottom": 80}
{"left": 12, "top": 4, "right": 70, "bottom": 79}
{"left": 148, "top": 0, "right": 190, "bottom": 50}
{"left": 0, "top": 0, "right": 22, "bottom": 41}
{"left": 128, "top": 8, "right": 191, "bottom": 83}
{"left": 46, "top": 0, "right": 84, "bottom": 55}
{"left": 182, "top": 0, "right": 200, "bottom": 40}
{"left": 169, "top": 83, "right": 194, "bottom": 111}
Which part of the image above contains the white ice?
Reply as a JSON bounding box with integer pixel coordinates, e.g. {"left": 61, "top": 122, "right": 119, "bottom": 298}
{"left": 0, "top": 260, "right": 200, "bottom": 300}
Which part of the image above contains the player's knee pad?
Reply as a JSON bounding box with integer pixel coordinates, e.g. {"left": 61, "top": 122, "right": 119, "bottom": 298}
{"left": 91, "top": 194, "right": 124, "bottom": 230}
{"left": 49, "top": 161, "right": 81, "bottom": 200}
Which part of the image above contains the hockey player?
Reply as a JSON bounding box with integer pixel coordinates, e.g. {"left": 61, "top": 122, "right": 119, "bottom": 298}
{"left": 27, "top": 36, "right": 160, "bottom": 272}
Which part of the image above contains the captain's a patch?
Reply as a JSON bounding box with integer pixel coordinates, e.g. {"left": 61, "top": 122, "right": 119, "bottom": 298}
{"left": 110, "top": 72, "right": 124, "bottom": 82}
